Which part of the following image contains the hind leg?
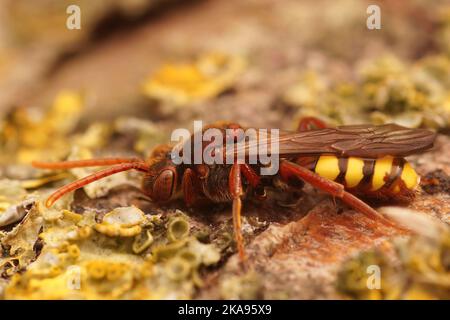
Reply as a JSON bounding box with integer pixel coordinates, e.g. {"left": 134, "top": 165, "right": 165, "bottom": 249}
{"left": 280, "top": 160, "right": 398, "bottom": 228}
{"left": 297, "top": 116, "right": 328, "bottom": 132}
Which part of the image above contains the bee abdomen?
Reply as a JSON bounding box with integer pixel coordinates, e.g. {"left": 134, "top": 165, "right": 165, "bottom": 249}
{"left": 300, "top": 155, "right": 420, "bottom": 197}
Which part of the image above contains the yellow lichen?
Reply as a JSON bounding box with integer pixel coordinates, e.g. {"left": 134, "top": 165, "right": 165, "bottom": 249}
{"left": 106, "top": 263, "right": 126, "bottom": 281}
{"left": 67, "top": 245, "right": 80, "bottom": 259}
{"left": 167, "top": 216, "right": 190, "bottom": 242}
{"left": 165, "top": 257, "right": 192, "bottom": 281}
{"left": 284, "top": 54, "right": 450, "bottom": 130}
{"left": 0, "top": 90, "right": 84, "bottom": 164}
{"left": 87, "top": 261, "right": 107, "bottom": 280}
{"left": 77, "top": 226, "right": 92, "bottom": 239}
{"left": 142, "top": 52, "right": 245, "bottom": 106}
{"left": 132, "top": 229, "right": 154, "bottom": 254}
{"left": 62, "top": 210, "right": 83, "bottom": 223}
{"left": 337, "top": 230, "right": 450, "bottom": 300}
{"left": 1, "top": 192, "right": 220, "bottom": 299}
{"left": 94, "top": 206, "right": 146, "bottom": 237}
{"left": 94, "top": 223, "right": 142, "bottom": 237}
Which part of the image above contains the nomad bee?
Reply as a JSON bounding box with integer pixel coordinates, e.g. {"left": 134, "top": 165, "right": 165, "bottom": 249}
{"left": 32, "top": 118, "right": 436, "bottom": 262}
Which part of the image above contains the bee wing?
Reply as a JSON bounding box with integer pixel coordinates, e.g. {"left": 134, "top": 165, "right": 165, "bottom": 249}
{"left": 231, "top": 124, "right": 436, "bottom": 159}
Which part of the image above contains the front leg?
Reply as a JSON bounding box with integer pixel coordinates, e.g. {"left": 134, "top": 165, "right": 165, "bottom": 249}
{"left": 229, "top": 163, "right": 246, "bottom": 262}
{"left": 182, "top": 168, "right": 207, "bottom": 207}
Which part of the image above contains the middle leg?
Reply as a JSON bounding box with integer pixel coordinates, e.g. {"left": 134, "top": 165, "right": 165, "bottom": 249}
{"left": 229, "top": 163, "right": 246, "bottom": 262}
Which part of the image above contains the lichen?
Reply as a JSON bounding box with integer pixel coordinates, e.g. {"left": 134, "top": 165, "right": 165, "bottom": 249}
{"left": 220, "top": 271, "right": 263, "bottom": 300}
{"left": 0, "top": 90, "right": 84, "bottom": 165}
{"left": 336, "top": 226, "right": 450, "bottom": 300}
{"left": 142, "top": 52, "right": 246, "bottom": 106}
{"left": 2, "top": 202, "right": 221, "bottom": 299}
{"left": 284, "top": 54, "right": 450, "bottom": 130}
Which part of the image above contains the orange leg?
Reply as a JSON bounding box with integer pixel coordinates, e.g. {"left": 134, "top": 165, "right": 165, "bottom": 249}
{"left": 280, "top": 160, "right": 397, "bottom": 227}
{"left": 229, "top": 163, "right": 246, "bottom": 262}
{"left": 44, "top": 162, "right": 148, "bottom": 207}
{"left": 297, "top": 116, "right": 327, "bottom": 132}
{"left": 240, "top": 164, "right": 260, "bottom": 188}
{"left": 182, "top": 168, "right": 207, "bottom": 207}
{"left": 32, "top": 158, "right": 142, "bottom": 169}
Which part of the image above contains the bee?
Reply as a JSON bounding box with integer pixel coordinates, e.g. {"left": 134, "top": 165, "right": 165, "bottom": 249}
{"left": 32, "top": 118, "right": 436, "bottom": 262}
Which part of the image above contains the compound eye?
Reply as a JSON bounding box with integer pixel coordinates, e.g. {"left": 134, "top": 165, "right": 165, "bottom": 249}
{"left": 152, "top": 169, "right": 176, "bottom": 202}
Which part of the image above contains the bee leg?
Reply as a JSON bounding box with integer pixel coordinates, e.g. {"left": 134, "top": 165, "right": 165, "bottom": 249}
{"left": 229, "top": 163, "right": 246, "bottom": 262}
{"left": 182, "top": 168, "right": 207, "bottom": 207}
{"left": 240, "top": 164, "right": 260, "bottom": 188}
{"left": 297, "top": 116, "right": 328, "bottom": 131}
{"left": 240, "top": 164, "right": 267, "bottom": 200}
{"left": 280, "top": 160, "right": 398, "bottom": 227}
{"left": 44, "top": 162, "right": 148, "bottom": 207}
{"left": 32, "top": 158, "right": 142, "bottom": 169}
{"left": 331, "top": 196, "right": 337, "bottom": 209}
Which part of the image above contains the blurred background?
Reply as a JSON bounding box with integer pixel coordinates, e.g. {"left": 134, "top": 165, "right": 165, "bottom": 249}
{"left": 0, "top": 0, "right": 448, "bottom": 173}
{"left": 0, "top": 0, "right": 449, "bottom": 300}
{"left": 0, "top": 0, "right": 449, "bottom": 135}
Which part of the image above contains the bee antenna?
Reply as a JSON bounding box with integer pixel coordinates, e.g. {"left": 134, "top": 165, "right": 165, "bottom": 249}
{"left": 44, "top": 162, "right": 148, "bottom": 207}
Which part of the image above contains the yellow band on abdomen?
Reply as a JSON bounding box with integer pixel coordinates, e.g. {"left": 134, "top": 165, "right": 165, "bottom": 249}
{"left": 315, "top": 155, "right": 340, "bottom": 181}
{"left": 400, "top": 162, "right": 419, "bottom": 190}
{"left": 372, "top": 156, "right": 394, "bottom": 191}
{"left": 345, "top": 157, "right": 365, "bottom": 188}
